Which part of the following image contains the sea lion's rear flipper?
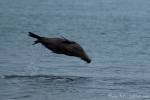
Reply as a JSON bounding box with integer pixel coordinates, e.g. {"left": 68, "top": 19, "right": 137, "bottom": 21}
{"left": 61, "top": 36, "right": 75, "bottom": 44}
{"left": 28, "top": 32, "right": 43, "bottom": 45}
{"left": 32, "top": 40, "right": 40, "bottom": 45}
{"left": 28, "top": 32, "right": 41, "bottom": 40}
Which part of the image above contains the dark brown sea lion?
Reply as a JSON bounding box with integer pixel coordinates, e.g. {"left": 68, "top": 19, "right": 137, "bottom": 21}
{"left": 28, "top": 32, "right": 91, "bottom": 63}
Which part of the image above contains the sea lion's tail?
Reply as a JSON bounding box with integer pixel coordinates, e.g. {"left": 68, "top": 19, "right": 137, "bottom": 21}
{"left": 28, "top": 32, "right": 41, "bottom": 40}
{"left": 28, "top": 32, "right": 42, "bottom": 45}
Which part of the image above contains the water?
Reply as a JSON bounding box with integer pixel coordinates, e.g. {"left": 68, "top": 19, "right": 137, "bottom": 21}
{"left": 0, "top": 0, "right": 150, "bottom": 100}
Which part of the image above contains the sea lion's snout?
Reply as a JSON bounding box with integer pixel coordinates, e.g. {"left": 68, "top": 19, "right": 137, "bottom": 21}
{"left": 86, "top": 58, "right": 91, "bottom": 63}
{"left": 84, "top": 58, "right": 91, "bottom": 63}
{"left": 81, "top": 53, "right": 91, "bottom": 63}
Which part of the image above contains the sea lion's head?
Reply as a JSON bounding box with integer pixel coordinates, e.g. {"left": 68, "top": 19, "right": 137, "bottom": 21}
{"left": 67, "top": 43, "right": 91, "bottom": 63}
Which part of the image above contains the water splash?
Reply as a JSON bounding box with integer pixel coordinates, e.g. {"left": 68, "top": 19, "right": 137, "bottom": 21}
{"left": 25, "top": 44, "right": 45, "bottom": 76}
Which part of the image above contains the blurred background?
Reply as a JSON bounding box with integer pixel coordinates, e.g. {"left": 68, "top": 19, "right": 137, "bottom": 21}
{"left": 0, "top": 0, "right": 150, "bottom": 100}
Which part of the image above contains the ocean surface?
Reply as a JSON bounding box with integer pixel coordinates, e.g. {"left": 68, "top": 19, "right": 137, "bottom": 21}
{"left": 0, "top": 0, "right": 150, "bottom": 100}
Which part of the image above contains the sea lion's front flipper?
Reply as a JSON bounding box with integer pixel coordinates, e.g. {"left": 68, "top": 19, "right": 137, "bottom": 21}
{"left": 53, "top": 51, "right": 71, "bottom": 56}
{"left": 61, "top": 36, "right": 75, "bottom": 44}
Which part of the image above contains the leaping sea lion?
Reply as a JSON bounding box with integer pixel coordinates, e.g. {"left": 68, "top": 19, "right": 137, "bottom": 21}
{"left": 28, "top": 32, "right": 91, "bottom": 63}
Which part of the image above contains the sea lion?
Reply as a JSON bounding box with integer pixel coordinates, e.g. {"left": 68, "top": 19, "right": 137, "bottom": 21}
{"left": 28, "top": 32, "right": 91, "bottom": 63}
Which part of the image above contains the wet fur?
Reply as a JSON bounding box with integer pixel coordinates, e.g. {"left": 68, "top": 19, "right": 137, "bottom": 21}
{"left": 28, "top": 32, "right": 91, "bottom": 63}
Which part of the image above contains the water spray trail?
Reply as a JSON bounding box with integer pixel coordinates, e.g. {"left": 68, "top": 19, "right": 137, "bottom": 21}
{"left": 26, "top": 45, "right": 45, "bottom": 76}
